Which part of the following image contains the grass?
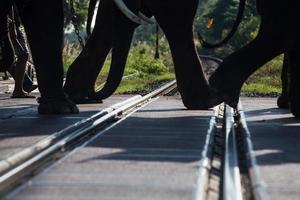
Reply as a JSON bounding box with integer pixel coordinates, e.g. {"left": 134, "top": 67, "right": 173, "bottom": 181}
{"left": 115, "top": 73, "right": 175, "bottom": 94}
{"left": 63, "top": 42, "right": 284, "bottom": 97}
{"left": 241, "top": 55, "right": 283, "bottom": 96}
{"left": 63, "top": 42, "right": 81, "bottom": 72}
{"left": 91, "top": 43, "right": 175, "bottom": 94}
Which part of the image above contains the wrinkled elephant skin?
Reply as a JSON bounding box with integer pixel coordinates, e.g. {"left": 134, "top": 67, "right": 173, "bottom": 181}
{"left": 64, "top": 0, "right": 212, "bottom": 109}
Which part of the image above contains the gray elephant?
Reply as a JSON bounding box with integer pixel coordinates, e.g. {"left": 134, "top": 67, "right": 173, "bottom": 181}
{"left": 209, "top": 0, "right": 300, "bottom": 117}
{"left": 64, "top": 0, "right": 219, "bottom": 109}
{"left": 0, "top": 0, "right": 79, "bottom": 114}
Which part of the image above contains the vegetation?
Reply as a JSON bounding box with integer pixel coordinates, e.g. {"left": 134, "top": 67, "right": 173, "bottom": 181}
{"left": 195, "top": 0, "right": 283, "bottom": 95}
{"left": 94, "top": 43, "right": 174, "bottom": 94}
{"left": 62, "top": 0, "right": 283, "bottom": 96}
{"left": 63, "top": 0, "right": 88, "bottom": 29}
{"left": 63, "top": 42, "right": 175, "bottom": 94}
{"left": 242, "top": 55, "right": 283, "bottom": 96}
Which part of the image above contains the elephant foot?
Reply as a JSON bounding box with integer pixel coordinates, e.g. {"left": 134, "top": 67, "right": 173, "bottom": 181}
{"left": 277, "top": 94, "right": 289, "bottom": 109}
{"left": 207, "top": 87, "right": 239, "bottom": 108}
{"left": 182, "top": 87, "right": 231, "bottom": 110}
{"left": 37, "top": 96, "right": 79, "bottom": 115}
{"left": 290, "top": 99, "right": 300, "bottom": 118}
{"left": 208, "top": 75, "right": 240, "bottom": 109}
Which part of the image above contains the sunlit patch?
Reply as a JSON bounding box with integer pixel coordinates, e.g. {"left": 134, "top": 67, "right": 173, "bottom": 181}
{"left": 254, "top": 149, "right": 283, "bottom": 157}
{"left": 207, "top": 18, "right": 214, "bottom": 29}
{"left": 283, "top": 123, "right": 300, "bottom": 127}
{"left": 250, "top": 31, "right": 257, "bottom": 38}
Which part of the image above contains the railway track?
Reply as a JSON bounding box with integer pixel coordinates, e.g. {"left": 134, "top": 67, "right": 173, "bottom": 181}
{"left": 0, "top": 80, "right": 177, "bottom": 197}
{"left": 195, "top": 103, "right": 267, "bottom": 200}
{"left": 0, "top": 57, "right": 267, "bottom": 199}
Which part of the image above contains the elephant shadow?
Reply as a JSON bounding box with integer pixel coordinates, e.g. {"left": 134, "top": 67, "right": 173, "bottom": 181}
{"left": 244, "top": 108, "right": 300, "bottom": 166}
{"left": 0, "top": 103, "right": 37, "bottom": 120}
{"left": 0, "top": 105, "right": 100, "bottom": 139}
{"left": 76, "top": 107, "right": 300, "bottom": 168}
{"left": 77, "top": 114, "right": 213, "bottom": 164}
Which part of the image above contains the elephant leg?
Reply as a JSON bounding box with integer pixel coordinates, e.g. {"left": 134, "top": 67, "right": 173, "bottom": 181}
{"left": 287, "top": 46, "right": 300, "bottom": 117}
{"left": 150, "top": 1, "right": 211, "bottom": 109}
{"left": 277, "top": 54, "right": 289, "bottom": 108}
{"left": 91, "top": 1, "right": 138, "bottom": 100}
{"left": 209, "top": 28, "right": 283, "bottom": 107}
{"left": 17, "top": 0, "right": 64, "bottom": 99}
{"left": 64, "top": 0, "right": 114, "bottom": 103}
{"left": 16, "top": 0, "right": 78, "bottom": 114}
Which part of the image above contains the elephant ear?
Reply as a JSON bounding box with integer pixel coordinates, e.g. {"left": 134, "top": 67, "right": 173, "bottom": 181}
{"left": 197, "top": 0, "right": 246, "bottom": 49}
{"left": 86, "top": 0, "right": 99, "bottom": 37}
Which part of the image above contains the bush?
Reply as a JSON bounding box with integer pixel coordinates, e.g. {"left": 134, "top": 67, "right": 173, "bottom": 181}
{"left": 127, "top": 44, "right": 170, "bottom": 76}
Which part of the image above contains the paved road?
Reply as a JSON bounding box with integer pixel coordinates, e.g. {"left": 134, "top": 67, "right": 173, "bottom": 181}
{"left": 8, "top": 96, "right": 213, "bottom": 200}
{"left": 0, "top": 94, "right": 132, "bottom": 160}
{"left": 2, "top": 95, "right": 300, "bottom": 199}
{"left": 241, "top": 98, "right": 300, "bottom": 200}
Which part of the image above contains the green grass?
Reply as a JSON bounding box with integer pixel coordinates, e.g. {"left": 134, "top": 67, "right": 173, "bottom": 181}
{"left": 242, "top": 83, "right": 281, "bottom": 94}
{"left": 94, "top": 44, "right": 175, "bottom": 94}
{"left": 62, "top": 42, "right": 284, "bottom": 96}
{"left": 115, "top": 73, "right": 175, "bottom": 94}
{"left": 62, "top": 43, "right": 175, "bottom": 95}
{"left": 241, "top": 55, "right": 283, "bottom": 96}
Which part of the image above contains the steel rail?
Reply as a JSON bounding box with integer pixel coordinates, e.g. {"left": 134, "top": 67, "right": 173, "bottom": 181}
{"left": 193, "top": 106, "right": 219, "bottom": 200}
{"left": 0, "top": 80, "right": 177, "bottom": 196}
{"left": 223, "top": 105, "right": 243, "bottom": 200}
{"left": 0, "top": 95, "right": 142, "bottom": 175}
{"left": 237, "top": 103, "right": 268, "bottom": 200}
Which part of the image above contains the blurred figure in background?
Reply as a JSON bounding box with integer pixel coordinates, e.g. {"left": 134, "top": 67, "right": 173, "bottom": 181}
{"left": 7, "top": 5, "right": 37, "bottom": 98}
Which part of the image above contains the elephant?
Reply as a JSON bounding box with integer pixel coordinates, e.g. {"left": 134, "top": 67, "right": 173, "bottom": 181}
{"left": 64, "top": 0, "right": 223, "bottom": 109}
{"left": 209, "top": 0, "right": 300, "bottom": 117}
{"left": 277, "top": 54, "right": 289, "bottom": 109}
{"left": 0, "top": 0, "right": 78, "bottom": 114}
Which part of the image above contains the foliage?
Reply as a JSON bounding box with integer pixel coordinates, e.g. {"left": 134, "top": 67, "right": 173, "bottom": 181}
{"left": 242, "top": 55, "right": 283, "bottom": 95}
{"left": 62, "top": 42, "right": 81, "bottom": 72}
{"left": 63, "top": 0, "right": 89, "bottom": 29}
{"left": 196, "top": 0, "right": 259, "bottom": 57}
{"left": 127, "top": 43, "right": 170, "bottom": 76}
{"left": 93, "top": 43, "right": 175, "bottom": 94}
{"left": 62, "top": 0, "right": 284, "bottom": 96}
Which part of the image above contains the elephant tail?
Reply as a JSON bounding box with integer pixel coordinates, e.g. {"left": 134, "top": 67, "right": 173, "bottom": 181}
{"left": 86, "top": 0, "right": 99, "bottom": 37}
{"left": 197, "top": 0, "right": 246, "bottom": 49}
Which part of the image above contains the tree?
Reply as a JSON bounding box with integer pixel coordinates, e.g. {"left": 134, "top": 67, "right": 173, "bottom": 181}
{"left": 195, "top": 0, "right": 259, "bottom": 57}
{"left": 63, "top": 0, "right": 89, "bottom": 29}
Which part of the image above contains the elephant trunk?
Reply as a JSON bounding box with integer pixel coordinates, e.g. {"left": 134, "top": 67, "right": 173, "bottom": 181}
{"left": 91, "top": 4, "right": 137, "bottom": 100}
{"left": 64, "top": 0, "right": 114, "bottom": 102}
